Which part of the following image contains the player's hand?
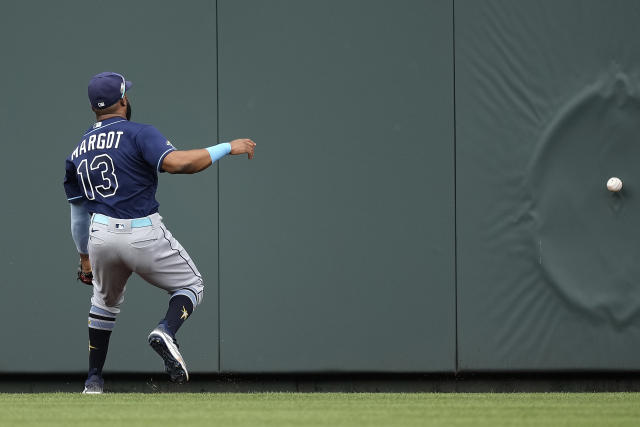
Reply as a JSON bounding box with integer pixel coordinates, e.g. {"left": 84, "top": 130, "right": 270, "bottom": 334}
{"left": 77, "top": 254, "right": 93, "bottom": 286}
{"left": 230, "top": 138, "right": 256, "bottom": 159}
{"left": 78, "top": 269, "right": 93, "bottom": 286}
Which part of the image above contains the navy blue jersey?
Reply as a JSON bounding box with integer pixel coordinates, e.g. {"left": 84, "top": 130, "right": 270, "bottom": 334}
{"left": 64, "top": 117, "right": 176, "bottom": 218}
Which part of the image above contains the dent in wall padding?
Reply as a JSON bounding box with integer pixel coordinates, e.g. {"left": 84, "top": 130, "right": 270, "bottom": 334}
{"left": 526, "top": 68, "right": 640, "bottom": 327}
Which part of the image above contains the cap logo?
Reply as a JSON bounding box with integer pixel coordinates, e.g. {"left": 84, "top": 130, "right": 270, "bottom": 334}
{"left": 97, "top": 101, "right": 105, "bottom": 108}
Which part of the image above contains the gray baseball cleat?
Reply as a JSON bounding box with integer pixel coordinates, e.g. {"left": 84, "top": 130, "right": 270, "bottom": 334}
{"left": 82, "top": 374, "right": 104, "bottom": 394}
{"left": 148, "top": 322, "right": 189, "bottom": 383}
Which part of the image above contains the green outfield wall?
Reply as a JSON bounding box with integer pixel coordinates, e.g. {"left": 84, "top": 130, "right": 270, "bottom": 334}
{"left": 1, "top": 0, "right": 639, "bottom": 374}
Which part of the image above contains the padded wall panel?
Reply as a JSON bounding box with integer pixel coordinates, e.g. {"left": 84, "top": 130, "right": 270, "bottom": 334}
{"left": 0, "top": 0, "right": 218, "bottom": 372}
{"left": 218, "top": 0, "right": 455, "bottom": 372}
{"left": 456, "top": 0, "right": 640, "bottom": 370}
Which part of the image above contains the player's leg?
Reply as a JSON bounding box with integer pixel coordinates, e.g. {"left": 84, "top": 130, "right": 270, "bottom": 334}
{"left": 84, "top": 305, "right": 116, "bottom": 394}
{"left": 83, "top": 225, "right": 132, "bottom": 393}
{"left": 126, "top": 217, "right": 204, "bottom": 330}
{"left": 127, "top": 215, "right": 203, "bottom": 383}
{"left": 160, "top": 289, "right": 198, "bottom": 336}
{"left": 146, "top": 287, "right": 201, "bottom": 383}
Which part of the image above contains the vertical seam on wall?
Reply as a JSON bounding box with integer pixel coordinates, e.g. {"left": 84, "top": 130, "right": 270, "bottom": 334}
{"left": 452, "top": 0, "right": 459, "bottom": 375}
{"left": 215, "top": 0, "right": 221, "bottom": 374}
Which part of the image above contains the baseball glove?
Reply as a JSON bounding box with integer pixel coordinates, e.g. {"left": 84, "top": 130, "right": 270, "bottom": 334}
{"left": 77, "top": 263, "right": 93, "bottom": 286}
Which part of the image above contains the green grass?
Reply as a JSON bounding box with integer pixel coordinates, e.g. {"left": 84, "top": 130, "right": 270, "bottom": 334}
{"left": 0, "top": 393, "right": 638, "bottom": 427}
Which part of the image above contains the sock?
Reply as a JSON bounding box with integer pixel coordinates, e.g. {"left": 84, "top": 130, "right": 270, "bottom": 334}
{"left": 161, "top": 294, "right": 194, "bottom": 336}
{"left": 87, "top": 306, "right": 116, "bottom": 377}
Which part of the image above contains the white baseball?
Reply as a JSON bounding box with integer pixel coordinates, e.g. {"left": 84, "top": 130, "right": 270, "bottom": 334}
{"left": 607, "top": 177, "right": 623, "bottom": 192}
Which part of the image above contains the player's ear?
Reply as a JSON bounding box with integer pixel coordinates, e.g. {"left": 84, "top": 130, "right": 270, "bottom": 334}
{"left": 119, "top": 97, "right": 127, "bottom": 107}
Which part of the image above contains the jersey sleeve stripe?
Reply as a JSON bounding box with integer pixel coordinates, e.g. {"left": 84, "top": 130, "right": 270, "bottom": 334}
{"left": 67, "top": 195, "right": 84, "bottom": 201}
{"left": 156, "top": 148, "right": 176, "bottom": 172}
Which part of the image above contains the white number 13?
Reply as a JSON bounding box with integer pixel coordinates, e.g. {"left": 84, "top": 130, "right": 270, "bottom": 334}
{"left": 77, "top": 154, "right": 119, "bottom": 200}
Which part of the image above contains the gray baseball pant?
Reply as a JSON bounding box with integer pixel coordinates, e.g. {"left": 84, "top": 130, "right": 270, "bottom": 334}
{"left": 87, "top": 212, "right": 204, "bottom": 314}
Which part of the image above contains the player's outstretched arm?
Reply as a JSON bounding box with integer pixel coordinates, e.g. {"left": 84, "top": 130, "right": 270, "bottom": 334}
{"left": 162, "top": 138, "right": 256, "bottom": 174}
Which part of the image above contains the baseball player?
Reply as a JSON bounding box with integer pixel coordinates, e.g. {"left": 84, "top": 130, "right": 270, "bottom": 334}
{"left": 63, "top": 72, "right": 256, "bottom": 394}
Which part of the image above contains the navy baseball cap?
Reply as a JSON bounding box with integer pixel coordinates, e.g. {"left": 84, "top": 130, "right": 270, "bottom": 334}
{"left": 88, "top": 72, "right": 133, "bottom": 109}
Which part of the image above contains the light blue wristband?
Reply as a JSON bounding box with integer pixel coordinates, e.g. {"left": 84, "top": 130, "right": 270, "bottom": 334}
{"left": 206, "top": 143, "right": 231, "bottom": 163}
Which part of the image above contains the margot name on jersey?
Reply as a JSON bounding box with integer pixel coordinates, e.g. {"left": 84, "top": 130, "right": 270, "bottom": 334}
{"left": 71, "top": 130, "right": 124, "bottom": 160}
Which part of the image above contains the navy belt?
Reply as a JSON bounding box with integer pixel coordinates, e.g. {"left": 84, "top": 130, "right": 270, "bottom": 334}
{"left": 93, "top": 213, "right": 152, "bottom": 228}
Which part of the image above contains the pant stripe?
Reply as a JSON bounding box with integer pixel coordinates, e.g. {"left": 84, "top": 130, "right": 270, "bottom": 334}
{"left": 90, "top": 305, "right": 118, "bottom": 318}
{"left": 88, "top": 305, "right": 116, "bottom": 331}
{"left": 159, "top": 224, "right": 203, "bottom": 280}
{"left": 88, "top": 318, "right": 116, "bottom": 331}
